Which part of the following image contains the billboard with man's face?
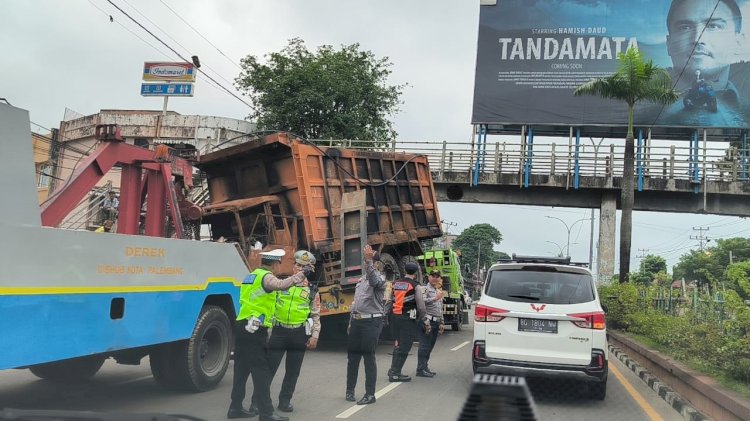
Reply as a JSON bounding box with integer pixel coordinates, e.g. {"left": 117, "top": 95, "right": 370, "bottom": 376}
{"left": 472, "top": 0, "right": 750, "bottom": 129}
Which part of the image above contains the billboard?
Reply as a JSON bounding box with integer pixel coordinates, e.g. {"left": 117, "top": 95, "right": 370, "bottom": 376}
{"left": 472, "top": 0, "right": 750, "bottom": 129}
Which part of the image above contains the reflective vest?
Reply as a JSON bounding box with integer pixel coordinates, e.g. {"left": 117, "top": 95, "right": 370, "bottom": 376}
{"left": 275, "top": 286, "right": 312, "bottom": 325}
{"left": 236, "top": 268, "right": 276, "bottom": 327}
{"left": 392, "top": 277, "right": 418, "bottom": 315}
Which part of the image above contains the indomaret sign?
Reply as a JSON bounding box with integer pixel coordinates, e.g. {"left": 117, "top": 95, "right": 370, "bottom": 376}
{"left": 143, "top": 62, "right": 196, "bottom": 82}
{"left": 472, "top": 0, "right": 750, "bottom": 129}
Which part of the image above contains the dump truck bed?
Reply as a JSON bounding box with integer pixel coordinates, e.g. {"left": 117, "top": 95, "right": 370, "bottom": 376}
{"left": 199, "top": 133, "right": 442, "bottom": 255}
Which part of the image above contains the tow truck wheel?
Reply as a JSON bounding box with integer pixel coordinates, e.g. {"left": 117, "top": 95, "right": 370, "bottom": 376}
{"left": 150, "top": 305, "right": 232, "bottom": 392}
{"left": 30, "top": 355, "right": 106, "bottom": 382}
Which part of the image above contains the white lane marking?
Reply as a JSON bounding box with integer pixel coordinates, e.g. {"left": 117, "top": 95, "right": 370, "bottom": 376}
{"left": 451, "top": 341, "right": 470, "bottom": 351}
{"left": 113, "top": 375, "right": 153, "bottom": 386}
{"left": 335, "top": 382, "right": 403, "bottom": 418}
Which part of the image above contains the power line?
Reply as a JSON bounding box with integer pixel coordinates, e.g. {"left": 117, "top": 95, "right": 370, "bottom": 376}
{"left": 119, "top": 0, "right": 235, "bottom": 87}
{"left": 158, "top": 0, "right": 242, "bottom": 70}
{"left": 87, "top": 0, "right": 174, "bottom": 60}
{"left": 105, "top": 0, "right": 255, "bottom": 111}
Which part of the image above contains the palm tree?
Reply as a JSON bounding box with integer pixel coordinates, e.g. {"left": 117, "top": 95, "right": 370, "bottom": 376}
{"left": 574, "top": 47, "right": 678, "bottom": 282}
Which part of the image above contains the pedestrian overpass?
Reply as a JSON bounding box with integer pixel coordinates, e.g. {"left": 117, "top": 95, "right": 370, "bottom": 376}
{"left": 333, "top": 127, "right": 750, "bottom": 279}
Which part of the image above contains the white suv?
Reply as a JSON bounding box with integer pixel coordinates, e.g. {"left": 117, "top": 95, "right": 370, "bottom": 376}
{"left": 472, "top": 255, "right": 608, "bottom": 400}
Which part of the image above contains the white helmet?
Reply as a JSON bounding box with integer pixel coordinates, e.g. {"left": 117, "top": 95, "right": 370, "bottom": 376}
{"left": 294, "top": 250, "right": 316, "bottom": 266}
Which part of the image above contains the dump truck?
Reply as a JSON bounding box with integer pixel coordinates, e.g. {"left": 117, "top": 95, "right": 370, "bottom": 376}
{"left": 195, "top": 133, "right": 443, "bottom": 328}
{"left": 418, "top": 248, "right": 469, "bottom": 330}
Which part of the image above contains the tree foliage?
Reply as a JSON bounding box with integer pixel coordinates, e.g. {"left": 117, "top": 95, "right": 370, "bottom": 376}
{"left": 673, "top": 237, "right": 750, "bottom": 292}
{"left": 574, "top": 48, "right": 678, "bottom": 282}
{"left": 235, "top": 38, "right": 405, "bottom": 148}
{"left": 726, "top": 261, "right": 750, "bottom": 301}
{"left": 641, "top": 254, "right": 667, "bottom": 275}
{"left": 453, "top": 224, "right": 503, "bottom": 275}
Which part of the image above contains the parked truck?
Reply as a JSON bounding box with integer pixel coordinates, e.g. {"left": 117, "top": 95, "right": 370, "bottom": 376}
{"left": 195, "top": 133, "right": 443, "bottom": 329}
{"left": 418, "top": 248, "right": 469, "bottom": 330}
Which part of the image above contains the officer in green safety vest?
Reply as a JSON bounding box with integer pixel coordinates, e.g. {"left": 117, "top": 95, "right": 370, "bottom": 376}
{"left": 260, "top": 250, "right": 321, "bottom": 414}
{"left": 228, "top": 249, "right": 312, "bottom": 421}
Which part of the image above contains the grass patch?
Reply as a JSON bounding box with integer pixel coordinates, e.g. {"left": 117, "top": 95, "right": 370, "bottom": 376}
{"left": 622, "top": 332, "right": 750, "bottom": 400}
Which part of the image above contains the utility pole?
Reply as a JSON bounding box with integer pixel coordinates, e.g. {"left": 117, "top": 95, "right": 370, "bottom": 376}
{"left": 440, "top": 219, "right": 458, "bottom": 248}
{"left": 690, "top": 226, "right": 711, "bottom": 251}
{"left": 589, "top": 209, "right": 595, "bottom": 268}
{"left": 476, "top": 242, "right": 482, "bottom": 282}
{"left": 636, "top": 248, "right": 649, "bottom": 270}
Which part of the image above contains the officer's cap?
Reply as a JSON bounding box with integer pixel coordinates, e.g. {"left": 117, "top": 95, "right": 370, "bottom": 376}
{"left": 259, "top": 249, "right": 285, "bottom": 263}
{"left": 405, "top": 262, "right": 420, "bottom": 275}
{"left": 429, "top": 269, "right": 441, "bottom": 277}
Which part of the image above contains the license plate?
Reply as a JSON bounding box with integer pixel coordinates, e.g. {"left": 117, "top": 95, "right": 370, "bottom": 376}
{"left": 518, "top": 318, "right": 558, "bottom": 334}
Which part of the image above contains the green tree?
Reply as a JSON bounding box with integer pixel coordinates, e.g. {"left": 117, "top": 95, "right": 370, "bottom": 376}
{"left": 673, "top": 249, "right": 721, "bottom": 290}
{"left": 629, "top": 255, "right": 668, "bottom": 285}
{"left": 496, "top": 251, "right": 511, "bottom": 261}
{"left": 726, "top": 261, "right": 750, "bottom": 300}
{"left": 641, "top": 254, "right": 667, "bottom": 275}
{"left": 574, "top": 48, "right": 678, "bottom": 282}
{"left": 235, "top": 38, "right": 406, "bottom": 148}
{"left": 454, "top": 224, "right": 503, "bottom": 276}
{"left": 712, "top": 237, "right": 750, "bottom": 268}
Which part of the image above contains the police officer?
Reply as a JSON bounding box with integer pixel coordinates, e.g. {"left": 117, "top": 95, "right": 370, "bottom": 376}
{"left": 227, "top": 249, "right": 311, "bottom": 421}
{"left": 263, "top": 250, "right": 321, "bottom": 413}
{"left": 417, "top": 269, "right": 446, "bottom": 377}
{"left": 346, "top": 245, "right": 386, "bottom": 405}
{"left": 387, "top": 261, "right": 426, "bottom": 382}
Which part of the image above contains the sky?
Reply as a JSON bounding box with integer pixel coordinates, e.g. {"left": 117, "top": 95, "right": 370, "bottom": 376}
{"left": 3, "top": 0, "right": 750, "bottom": 275}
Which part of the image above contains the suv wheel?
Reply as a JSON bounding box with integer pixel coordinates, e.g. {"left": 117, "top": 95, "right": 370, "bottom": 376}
{"left": 589, "top": 377, "right": 607, "bottom": 400}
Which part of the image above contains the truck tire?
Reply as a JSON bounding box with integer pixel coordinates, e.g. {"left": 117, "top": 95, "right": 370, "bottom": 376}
{"left": 378, "top": 252, "right": 400, "bottom": 281}
{"left": 150, "top": 305, "right": 232, "bottom": 392}
{"left": 30, "top": 355, "right": 106, "bottom": 383}
{"left": 400, "top": 255, "right": 423, "bottom": 281}
{"left": 451, "top": 309, "right": 462, "bottom": 331}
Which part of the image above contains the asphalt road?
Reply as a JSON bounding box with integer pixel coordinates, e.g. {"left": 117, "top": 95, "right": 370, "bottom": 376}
{"left": 0, "top": 318, "right": 683, "bottom": 421}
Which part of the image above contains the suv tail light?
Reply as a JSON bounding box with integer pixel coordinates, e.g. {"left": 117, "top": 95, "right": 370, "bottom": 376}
{"left": 475, "top": 304, "right": 509, "bottom": 322}
{"left": 588, "top": 349, "right": 606, "bottom": 371}
{"left": 568, "top": 311, "right": 606, "bottom": 330}
{"left": 473, "top": 340, "right": 488, "bottom": 363}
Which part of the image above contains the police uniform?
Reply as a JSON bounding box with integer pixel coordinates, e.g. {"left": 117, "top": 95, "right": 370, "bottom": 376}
{"left": 346, "top": 254, "right": 387, "bottom": 405}
{"left": 387, "top": 262, "right": 426, "bottom": 382}
{"left": 228, "top": 249, "right": 306, "bottom": 421}
{"left": 265, "top": 282, "right": 321, "bottom": 412}
{"left": 417, "top": 270, "right": 444, "bottom": 377}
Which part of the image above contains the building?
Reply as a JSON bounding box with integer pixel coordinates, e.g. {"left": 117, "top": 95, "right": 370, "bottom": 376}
{"left": 32, "top": 132, "right": 53, "bottom": 203}
{"left": 48, "top": 110, "right": 256, "bottom": 229}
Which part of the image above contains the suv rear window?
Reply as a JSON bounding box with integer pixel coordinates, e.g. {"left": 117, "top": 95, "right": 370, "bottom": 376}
{"left": 485, "top": 267, "right": 595, "bottom": 304}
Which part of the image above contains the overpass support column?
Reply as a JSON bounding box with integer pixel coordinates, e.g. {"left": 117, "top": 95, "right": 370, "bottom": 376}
{"left": 597, "top": 192, "right": 616, "bottom": 281}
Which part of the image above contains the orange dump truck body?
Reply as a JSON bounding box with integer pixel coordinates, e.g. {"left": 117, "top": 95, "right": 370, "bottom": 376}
{"left": 198, "top": 133, "right": 442, "bottom": 317}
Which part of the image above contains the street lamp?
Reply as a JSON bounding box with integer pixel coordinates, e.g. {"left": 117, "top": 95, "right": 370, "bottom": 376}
{"left": 546, "top": 240, "right": 578, "bottom": 257}
{"left": 545, "top": 216, "right": 589, "bottom": 258}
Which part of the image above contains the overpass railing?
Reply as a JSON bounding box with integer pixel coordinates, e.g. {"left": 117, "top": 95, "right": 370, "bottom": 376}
{"left": 322, "top": 133, "right": 750, "bottom": 190}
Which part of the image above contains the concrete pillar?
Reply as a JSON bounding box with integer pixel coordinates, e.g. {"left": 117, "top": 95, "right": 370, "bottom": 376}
{"left": 597, "top": 192, "right": 616, "bottom": 282}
